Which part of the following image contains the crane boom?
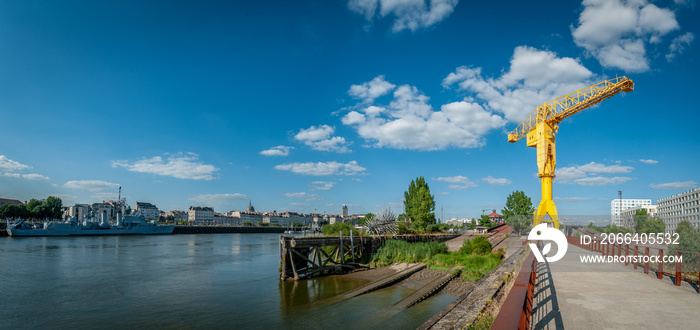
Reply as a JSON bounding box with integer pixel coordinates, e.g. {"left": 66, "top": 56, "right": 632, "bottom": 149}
{"left": 507, "top": 77, "right": 634, "bottom": 229}
{"left": 507, "top": 76, "right": 634, "bottom": 143}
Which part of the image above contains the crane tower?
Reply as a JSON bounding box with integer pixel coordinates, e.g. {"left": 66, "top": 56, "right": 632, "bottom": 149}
{"left": 508, "top": 77, "right": 634, "bottom": 229}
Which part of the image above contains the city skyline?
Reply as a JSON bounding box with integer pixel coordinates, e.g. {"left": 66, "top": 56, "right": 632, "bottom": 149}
{"left": 1, "top": 1, "right": 698, "bottom": 221}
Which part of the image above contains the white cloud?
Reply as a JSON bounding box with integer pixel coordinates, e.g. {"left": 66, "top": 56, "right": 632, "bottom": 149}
{"left": 348, "top": 0, "right": 459, "bottom": 33}
{"left": 111, "top": 152, "right": 219, "bottom": 180}
{"left": 348, "top": 75, "right": 396, "bottom": 103}
{"left": 639, "top": 159, "right": 658, "bottom": 164}
{"left": 189, "top": 193, "right": 248, "bottom": 205}
{"left": 284, "top": 192, "right": 324, "bottom": 201}
{"left": 574, "top": 176, "right": 632, "bottom": 186}
{"left": 443, "top": 46, "right": 594, "bottom": 123}
{"left": 294, "top": 125, "right": 352, "bottom": 153}
{"left": 343, "top": 77, "right": 506, "bottom": 150}
{"left": 482, "top": 176, "right": 511, "bottom": 185}
{"left": 274, "top": 161, "right": 366, "bottom": 176}
{"left": 556, "top": 162, "right": 633, "bottom": 186}
{"left": 260, "top": 146, "right": 293, "bottom": 157}
{"left": 3, "top": 173, "right": 21, "bottom": 178}
{"left": 22, "top": 173, "right": 49, "bottom": 181}
{"left": 309, "top": 181, "right": 336, "bottom": 191}
{"left": 436, "top": 175, "right": 477, "bottom": 190}
{"left": 0, "top": 155, "right": 30, "bottom": 172}
{"left": 64, "top": 180, "right": 120, "bottom": 192}
{"left": 295, "top": 125, "right": 334, "bottom": 141}
{"left": 576, "top": 162, "right": 633, "bottom": 174}
{"left": 650, "top": 181, "right": 697, "bottom": 190}
{"left": 667, "top": 32, "right": 694, "bottom": 61}
{"left": 572, "top": 0, "right": 683, "bottom": 72}
{"left": 555, "top": 197, "right": 591, "bottom": 202}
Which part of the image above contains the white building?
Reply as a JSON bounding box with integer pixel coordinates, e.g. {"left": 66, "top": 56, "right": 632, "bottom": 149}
{"left": 445, "top": 218, "right": 471, "bottom": 227}
{"left": 611, "top": 199, "right": 652, "bottom": 226}
{"left": 91, "top": 202, "right": 115, "bottom": 221}
{"left": 64, "top": 204, "right": 89, "bottom": 221}
{"left": 657, "top": 187, "right": 700, "bottom": 233}
{"left": 189, "top": 206, "right": 214, "bottom": 224}
{"left": 231, "top": 211, "right": 263, "bottom": 224}
{"left": 620, "top": 205, "right": 658, "bottom": 230}
{"left": 135, "top": 202, "right": 159, "bottom": 221}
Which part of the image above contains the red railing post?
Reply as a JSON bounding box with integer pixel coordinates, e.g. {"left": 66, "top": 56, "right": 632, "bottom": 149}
{"left": 645, "top": 247, "right": 650, "bottom": 274}
{"left": 619, "top": 244, "right": 622, "bottom": 258}
{"left": 675, "top": 251, "right": 681, "bottom": 286}
{"left": 625, "top": 245, "right": 629, "bottom": 266}
{"left": 634, "top": 246, "right": 638, "bottom": 270}
{"left": 658, "top": 249, "right": 664, "bottom": 280}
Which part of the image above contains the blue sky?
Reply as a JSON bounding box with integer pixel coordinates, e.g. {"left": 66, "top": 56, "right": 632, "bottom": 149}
{"left": 1, "top": 0, "right": 698, "bottom": 223}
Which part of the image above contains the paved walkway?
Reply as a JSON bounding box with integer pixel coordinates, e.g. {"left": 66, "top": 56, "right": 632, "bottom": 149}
{"left": 531, "top": 244, "right": 700, "bottom": 329}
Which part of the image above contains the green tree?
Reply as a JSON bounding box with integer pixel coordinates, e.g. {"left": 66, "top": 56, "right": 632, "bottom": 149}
{"left": 0, "top": 204, "right": 29, "bottom": 219}
{"left": 479, "top": 215, "right": 491, "bottom": 227}
{"left": 403, "top": 176, "right": 435, "bottom": 230}
{"left": 44, "top": 196, "right": 63, "bottom": 219}
{"left": 469, "top": 219, "right": 476, "bottom": 230}
{"left": 633, "top": 209, "right": 664, "bottom": 234}
{"left": 502, "top": 191, "right": 535, "bottom": 233}
{"left": 671, "top": 221, "right": 700, "bottom": 253}
{"left": 26, "top": 199, "right": 42, "bottom": 215}
{"left": 501, "top": 191, "right": 535, "bottom": 219}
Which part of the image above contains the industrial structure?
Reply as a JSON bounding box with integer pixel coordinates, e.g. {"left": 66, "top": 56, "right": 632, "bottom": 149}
{"left": 508, "top": 77, "right": 634, "bottom": 229}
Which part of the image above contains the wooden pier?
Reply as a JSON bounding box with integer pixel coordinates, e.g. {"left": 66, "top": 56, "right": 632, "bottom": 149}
{"left": 279, "top": 233, "right": 459, "bottom": 281}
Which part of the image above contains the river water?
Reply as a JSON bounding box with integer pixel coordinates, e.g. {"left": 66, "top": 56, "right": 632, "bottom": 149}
{"left": 0, "top": 234, "right": 455, "bottom": 329}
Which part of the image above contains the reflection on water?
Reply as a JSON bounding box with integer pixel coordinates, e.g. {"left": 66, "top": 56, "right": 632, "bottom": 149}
{"left": 0, "top": 234, "right": 456, "bottom": 329}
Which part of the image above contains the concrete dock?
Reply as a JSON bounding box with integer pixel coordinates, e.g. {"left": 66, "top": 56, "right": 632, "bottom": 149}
{"left": 530, "top": 244, "right": 700, "bottom": 329}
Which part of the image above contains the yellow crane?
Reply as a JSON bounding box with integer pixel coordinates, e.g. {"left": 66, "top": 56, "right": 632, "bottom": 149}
{"left": 508, "top": 76, "right": 634, "bottom": 229}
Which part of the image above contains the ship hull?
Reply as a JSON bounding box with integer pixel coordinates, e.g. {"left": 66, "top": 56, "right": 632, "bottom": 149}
{"left": 7, "top": 225, "right": 175, "bottom": 237}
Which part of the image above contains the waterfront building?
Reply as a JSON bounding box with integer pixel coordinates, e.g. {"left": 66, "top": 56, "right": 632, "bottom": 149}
{"left": 620, "top": 205, "right": 658, "bottom": 230}
{"left": 0, "top": 198, "right": 23, "bottom": 207}
{"left": 445, "top": 218, "right": 471, "bottom": 227}
{"left": 611, "top": 199, "right": 652, "bottom": 226}
{"left": 214, "top": 213, "right": 238, "bottom": 225}
{"left": 657, "top": 187, "right": 700, "bottom": 233}
{"left": 135, "top": 202, "right": 159, "bottom": 220}
{"left": 263, "top": 212, "right": 289, "bottom": 226}
{"left": 245, "top": 201, "right": 255, "bottom": 213}
{"left": 91, "top": 202, "right": 115, "bottom": 221}
{"left": 231, "top": 210, "right": 262, "bottom": 224}
{"left": 64, "top": 204, "right": 89, "bottom": 221}
{"left": 280, "top": 211, "right": 311, "bottom": 226}
{"left": 166, "top": 210, "right": 188, "bottom": 222}
{"left": 189, "top": 206, "right": 215, "bottom": 224}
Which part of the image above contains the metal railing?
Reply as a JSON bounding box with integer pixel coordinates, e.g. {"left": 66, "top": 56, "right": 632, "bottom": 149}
{"left": 568, "top": 236, "right": 700, "bottom": 290}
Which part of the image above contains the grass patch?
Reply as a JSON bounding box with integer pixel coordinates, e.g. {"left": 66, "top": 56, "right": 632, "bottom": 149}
{"left": 429, "top": 253, "right": 503, "bottom": 281}
{"left": 370, "top": 237, "right": 503, "bottom": 282}
{"left": 371, "top": 240, "right": 447, "bottom": 266}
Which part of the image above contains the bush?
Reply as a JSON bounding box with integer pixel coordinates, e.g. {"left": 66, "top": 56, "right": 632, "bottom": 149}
{"left": 471, "top": 236, "right": 492, "bottom": 255}
{"left": 425, "top": 224, "right": 440, "bottom": 232}
{"left": 459, "top": 239, "right": 473, "bottom": 254}
{"left": 322, "top": 222, "right": 359, "bottom": 237}
{"left": 397, "top": 222, "right": 409, "bottom": 234}
{"left": 459, "top": 236, "right": 492, "bottom": 255}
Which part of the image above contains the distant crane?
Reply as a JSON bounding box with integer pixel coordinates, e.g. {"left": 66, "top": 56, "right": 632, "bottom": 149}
{"left": 508, "top": 77, "right": 634, "bottom": 229}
